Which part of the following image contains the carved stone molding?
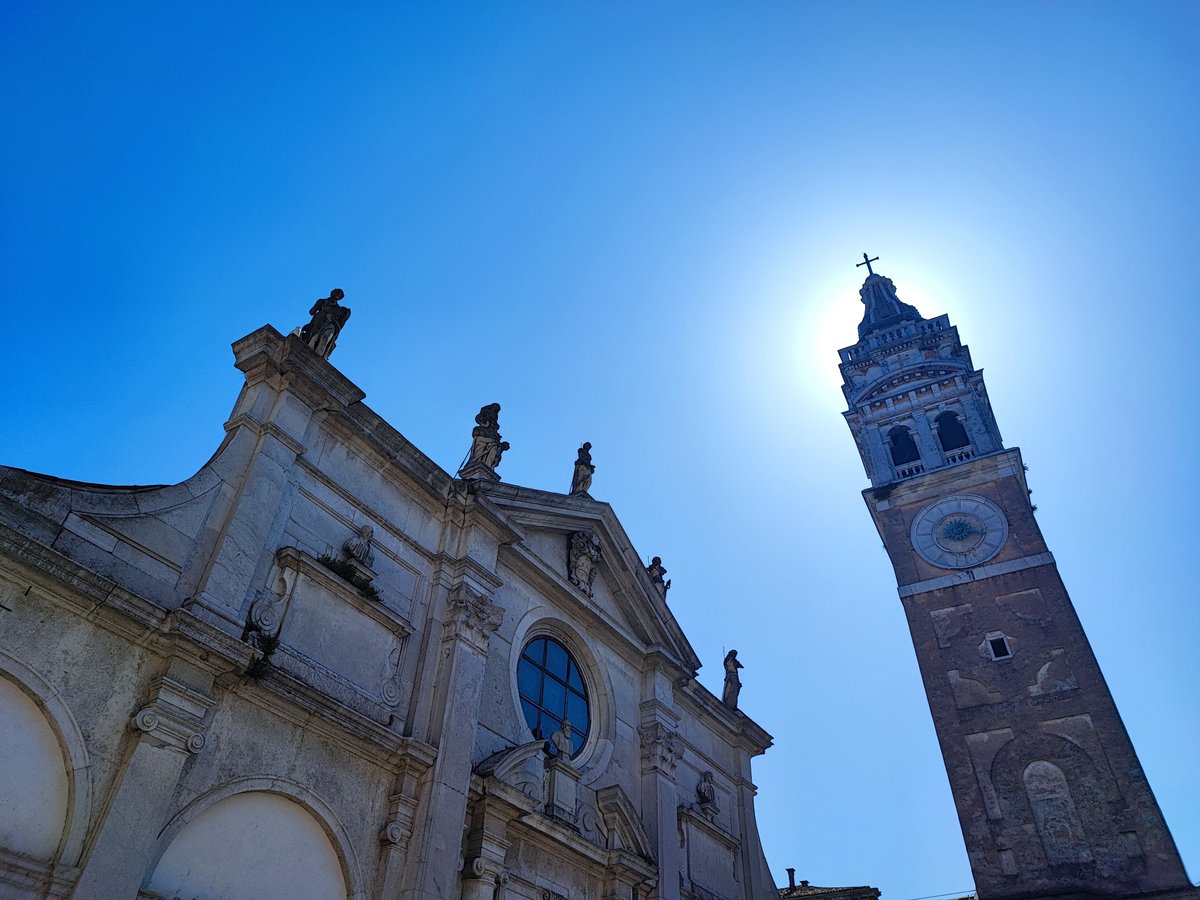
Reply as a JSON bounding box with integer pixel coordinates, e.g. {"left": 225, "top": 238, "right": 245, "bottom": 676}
{"left": 129, "top": 675, "right": 212, "bottom": 754}
{"left": 462, "top": 857, "right": 510, "bottom": 900}
{"left": 247, "top": 587, "right": 285, "bottom": 635}
{"left": 445, "top": 583, "right": 505, "bottom": 653}
{"left": 380, "top": 644, "right": 403, "bottom": 707}
{"left": 378, "top": 754, "right": 433, "bottom": 855}
{"left": 639, "top": 721, "right": 683, "bottom": 776}
{"left": 379, "top": 818, "right": 406, "bottom": 846}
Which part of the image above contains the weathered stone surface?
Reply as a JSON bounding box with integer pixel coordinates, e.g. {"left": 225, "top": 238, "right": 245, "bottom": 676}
{"left": 0, "top": 323, "right": 779, "bottom": 900}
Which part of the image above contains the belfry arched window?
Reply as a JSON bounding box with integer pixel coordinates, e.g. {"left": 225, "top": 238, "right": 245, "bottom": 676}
{"left": 936, "top": 411, "right": 970, "bottom": 452}
{"left": 517, "top": 637, "right": 590, "bottom": 757}
{"left": 888, "top": 425, "right": 920, "bottom": 466}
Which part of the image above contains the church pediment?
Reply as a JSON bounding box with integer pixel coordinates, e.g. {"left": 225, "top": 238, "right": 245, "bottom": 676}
{"left": 474, "top": 484, "right": 700, "bottom": 674}
{"left": 596, "top": 784, "right": 656, "bottom": 861}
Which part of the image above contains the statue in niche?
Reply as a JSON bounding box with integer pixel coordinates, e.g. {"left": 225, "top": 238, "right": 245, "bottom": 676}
{"left": 568, "top": 530, "right": 602, "bottom": 596}
{"left": 343, "top": 523, "right": 376, "bottom": 569}
{"left": 697, "top": 771, "right": 719, "bottom": 820}
{"left": 570, "top": 442, "right": 595, "bottom": 495}
{"left": 722, "top": 649, "right": 744, "bottom": 710}
{"left": 459, "top": 403, "right": 509, "bottom": 477}
{"left": 550, "top": 719, "right": 575, "bottom": 759}
{"left": 300, "top": 288, "right": 351, "bottom": 359}
{"left": 646, "top": 556, "right": 671, "bottom": 597}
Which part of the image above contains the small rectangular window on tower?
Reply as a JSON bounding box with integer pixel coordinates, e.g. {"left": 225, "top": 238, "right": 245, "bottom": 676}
{"left": 989, "top": 637, "right": 1012, "bottom": 660}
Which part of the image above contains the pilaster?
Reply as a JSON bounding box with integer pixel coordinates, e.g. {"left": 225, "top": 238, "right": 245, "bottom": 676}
{"left": 400, "top": 582, "right": 504, "bottom": 900}
{"left": 639, "top": 698, "right": 684, "bottom": 900}
{"left": 71, "top": 662, "right": 213, "bottom": 900}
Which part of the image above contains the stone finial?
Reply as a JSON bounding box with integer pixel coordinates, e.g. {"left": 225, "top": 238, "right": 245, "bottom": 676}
{"left": 567, "top": 531, "right": 602, "bottom": 597}
{"left": 458, "top": 403, "right": 509, "bottom": 480}
{"left": 646, "top": 556, "right": 671, "bottom": 597}
{"left": 300, "top": 288, "right": 351, "bottom": 359}
{"left": 721, "top": 649, "right": 743, "bottom": 710}
{"left": 570, "top": 442, "right": 595, "bottom": 495}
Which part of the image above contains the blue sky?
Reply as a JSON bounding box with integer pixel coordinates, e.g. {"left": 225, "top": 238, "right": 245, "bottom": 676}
{"left": 4, "top": 3, "right": 1198, "bottom": 897}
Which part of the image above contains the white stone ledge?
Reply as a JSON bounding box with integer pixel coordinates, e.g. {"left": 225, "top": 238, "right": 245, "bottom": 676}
{"left": 898, "top": 552, "right": 1055, "bottom": 598}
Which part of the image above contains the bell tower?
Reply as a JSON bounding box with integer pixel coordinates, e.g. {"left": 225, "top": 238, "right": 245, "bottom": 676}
{"left": 839, "top": 257, "right": 1196, "bottom": 900}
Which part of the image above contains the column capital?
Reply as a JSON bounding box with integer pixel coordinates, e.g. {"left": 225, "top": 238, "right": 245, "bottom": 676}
{"left": 444, "top": 583, "right": 505, "bottom": 654}
{"left": 129, "top": 675, "right": 212, "bottom": 754}
{"left": 638, "top": 721, "right": 684, "bottom": 777}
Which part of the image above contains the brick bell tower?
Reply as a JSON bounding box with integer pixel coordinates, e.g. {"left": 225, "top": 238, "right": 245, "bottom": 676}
{"left": 838, "top": 255, "right": 1196, "bottom": 900}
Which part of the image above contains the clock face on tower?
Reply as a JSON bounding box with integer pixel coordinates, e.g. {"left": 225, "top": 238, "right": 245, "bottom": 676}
{"left": 910, "top": 494, "right": 1008, "bottom": 569}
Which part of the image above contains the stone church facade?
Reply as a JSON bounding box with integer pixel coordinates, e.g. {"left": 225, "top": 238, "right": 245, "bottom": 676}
{"left": 0, "top": 304, "right": 777, "bottom": 899}
{"left": 839, "top": 259, "right": 1197, "bottom": 900}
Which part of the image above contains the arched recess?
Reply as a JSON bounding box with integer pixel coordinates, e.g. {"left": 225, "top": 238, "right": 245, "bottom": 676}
{"left": 935, "top": 411, "right": 971, "bottom": 452}
{"left": 887, "top": 425, "right": 921, "bottom": 466}
{"left": 1023, "top": 761, "right": 1092, "bottom": 864}
{"left": 0, "top": 648, "right": 92, "bottom": 866}
{"left": 990, "top": 733, "right": 1116, "bottom": 873}
{"left": 146, "top": 777, "right": 363, "bottom": 900}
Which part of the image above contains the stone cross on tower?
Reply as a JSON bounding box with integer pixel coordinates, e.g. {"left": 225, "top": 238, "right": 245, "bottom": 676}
{"left": 855, "top": 252, "right": 879, "bottom": 276}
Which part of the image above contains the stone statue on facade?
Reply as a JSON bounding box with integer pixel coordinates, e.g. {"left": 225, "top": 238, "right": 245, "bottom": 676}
{"left": 721, "top": 649, "right": 743, "bottom": 710}
{"left": 343, "top": 524, "right": 376, "bottom": 569}
{"left": 697, "top": 770, "right": 719, "bottom": 820}
{"left": 300, "top": 288, "right": 351, "bottom": 359}
{"left": 570, "top": 442, "right": 595, "bottom": 495}
{"left": 550, "top": 719, "right": 574, "bottom": 759}
{"left": 646, "top": 556, "right": 671, "bottom": 597}
{"left": 458, "top": 403, "right": 509, "bottom": 480}
{"left": 567, "top": 530, "right": 602, "bottom": 597}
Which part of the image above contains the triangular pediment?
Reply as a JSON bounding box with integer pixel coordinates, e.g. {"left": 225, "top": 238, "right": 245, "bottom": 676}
{"left": 474, "top": 483, "right": 700, "bottom": 674}
{"left": 596, "top": 784, "right": 655, "bottom": 860}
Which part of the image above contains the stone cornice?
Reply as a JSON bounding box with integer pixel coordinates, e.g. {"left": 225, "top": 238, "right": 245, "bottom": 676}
{"left": 674, "top": 684, "right": 773, "bottom": 757}
{"left": 275, "top": 546, "right": 414, "bottom": 636}
{"left": 230, "top": 666, "right": 437, "bottom": 772}
{"left": 678, "top": 803, "right": 740, "bottom": 851}
{"left": 865, "top": 447, "right": 1027, "bottom": 510}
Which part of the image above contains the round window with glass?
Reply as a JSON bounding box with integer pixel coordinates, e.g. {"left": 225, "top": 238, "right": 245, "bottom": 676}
{"left": 517, "top": 636, "right": 590, "bottom": 758}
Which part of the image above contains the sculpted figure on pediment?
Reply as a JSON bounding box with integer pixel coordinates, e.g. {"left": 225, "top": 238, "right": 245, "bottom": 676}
{"left": 722, "top": 649, "right": 743, "bottom": 710}
{"left": 459, "top": 403, "right": 509, "bottom": 478}
{"left": 646, "top": 556, "right": 671, "bottom": 597}
{"left": 570, "top": 442, "right": 595, "bottom": 495}
{"left": 568, "top": 530, "right": 602, "bottom": 597}
{"left": 300, "top": 288, "right": 351, "bottom": 359}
